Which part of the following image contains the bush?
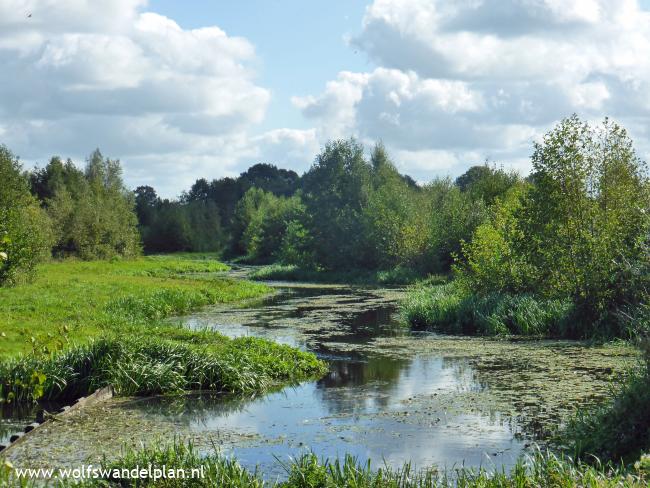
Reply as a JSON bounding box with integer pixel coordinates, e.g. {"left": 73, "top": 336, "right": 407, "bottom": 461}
{"left": 0, "top": 145, "right": 52, "bottom": 286}
{"left": 40, "top": 149, "right": 141, "bottom": 259}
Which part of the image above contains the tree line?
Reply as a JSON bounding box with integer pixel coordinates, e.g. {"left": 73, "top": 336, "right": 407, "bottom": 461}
{"left": 1, "top": 115, "right": 648, "bottom": 338}
{"left": 135, "top": 141, "right": 516, "bottom": 274}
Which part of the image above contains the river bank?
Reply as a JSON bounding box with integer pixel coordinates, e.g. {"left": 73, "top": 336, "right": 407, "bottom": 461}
{"left": 1, "top": 274, "right": 638, "bottom": 480}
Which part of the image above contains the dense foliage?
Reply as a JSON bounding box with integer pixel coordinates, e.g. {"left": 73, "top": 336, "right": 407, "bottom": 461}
{"left": 30, "top": 149, "right": 140, "bottom": 259}
{"left": 458, "top": 116, "right": 650, "bottom": 337}
{"left": 0, "top": 146, "right": 52, "bottom": 286}
{"left": 3, "top": 116, "right": 648, "bottom": 342}
{"left": 130, "top": 140, "right": 514, "bottom": 272}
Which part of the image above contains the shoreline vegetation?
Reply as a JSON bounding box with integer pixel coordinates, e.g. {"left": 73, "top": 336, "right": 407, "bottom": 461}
{"left": 2, "top": 443, "right": 648, "bottom": 487}
{"left": 0, "top": 255, "right": 326, "bottom": 404}
{"left": 247, "top": 263, "right": 433, "bottom": 286}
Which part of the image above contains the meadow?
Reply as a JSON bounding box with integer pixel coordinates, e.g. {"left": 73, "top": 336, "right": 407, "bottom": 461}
{"left": 0, "top": 255, "right": 326, "bottom": 403}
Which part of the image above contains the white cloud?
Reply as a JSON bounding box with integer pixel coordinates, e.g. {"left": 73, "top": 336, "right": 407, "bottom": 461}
{"left": 4, "top": 0, "right": 650, "bottom": 194}
{"left": 0, "top": 0, "right": 311, "bottom": 197}
{"left": 295, "top": 0, "right": 650, "bottom": 181}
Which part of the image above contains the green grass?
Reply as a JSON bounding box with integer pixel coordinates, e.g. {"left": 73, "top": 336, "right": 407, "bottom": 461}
{"left": 401, "top": 281, "right": 574, "bottom": 337}
{"left": 5, "top": 441, "right": 646, "bottom": 487}
{"left": 0, "top": 255, "right": 255, "bottom": 358}
{"left": 249, "top": 264, "right": 431, "bottom": 286}
{"left": 0, "top": 254, "right": 327, "bottom": 402}
{"left": 0, "top": 334, "right": 326, "bottom": 403}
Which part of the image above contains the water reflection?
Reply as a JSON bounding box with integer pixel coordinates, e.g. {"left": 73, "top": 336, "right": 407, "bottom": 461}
{"left": 119, "top": 352, "right": 522, "bottom": 477}
{"left": 3, "top": 284, "right": 527, "bottom": 475}
{"left": 167, "top": 285, "right": 526, "bottom": 475}
{"left": 0, "top": 401, "right": 61, "bottom": 445}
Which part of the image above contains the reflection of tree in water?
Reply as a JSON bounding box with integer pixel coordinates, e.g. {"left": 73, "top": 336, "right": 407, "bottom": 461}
{"left": 440, "top": 357, "right": 482, "bottom": 392}
{"left": 313, "top": 357, "right": 411, "bottom": 415}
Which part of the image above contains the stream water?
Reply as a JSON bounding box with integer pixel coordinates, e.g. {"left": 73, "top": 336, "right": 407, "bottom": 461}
{"left": 1, "top": 280, "right": 638, "bottom": 479}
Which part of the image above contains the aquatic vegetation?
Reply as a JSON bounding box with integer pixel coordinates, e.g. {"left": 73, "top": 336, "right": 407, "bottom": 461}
{"left": 567, "top": 340, "right": 650, "bottom": 464}
{"left": 401, "top": 282, "right": 574, "bottom": 336}
{"left": 0, "top": 334, "right": 326, "bottom": 403}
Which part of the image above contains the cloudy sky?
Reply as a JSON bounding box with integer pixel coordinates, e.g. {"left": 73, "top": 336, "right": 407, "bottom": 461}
{"left": 2, "top": 0, "right": 650, "bottom": 197}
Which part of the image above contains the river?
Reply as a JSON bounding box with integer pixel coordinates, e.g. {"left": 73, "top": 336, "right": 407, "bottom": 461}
{"left": 1, "top": 278, "right": 638, "bottom": 480}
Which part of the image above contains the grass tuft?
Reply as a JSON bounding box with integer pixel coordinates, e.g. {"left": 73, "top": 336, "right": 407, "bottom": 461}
{"left": 401, "top": 282, "right": 574, "bottom": 337}
{"left": 5, "top": 442, "right": 645, "bottom": 487}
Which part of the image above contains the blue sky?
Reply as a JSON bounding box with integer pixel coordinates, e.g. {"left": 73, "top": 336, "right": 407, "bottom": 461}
{"left": 149, "top": 0, "right": 373, "bottom": 134}
{"left": 2, "top": 0, "right": 650, "bottom": 197}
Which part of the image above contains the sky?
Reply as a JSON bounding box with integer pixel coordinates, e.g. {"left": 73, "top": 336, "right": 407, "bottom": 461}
{"left": 2, "top": 0, "right": 650, "bottom": 197}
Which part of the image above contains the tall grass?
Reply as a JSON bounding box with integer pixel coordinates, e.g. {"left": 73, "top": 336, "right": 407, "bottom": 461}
{"left": 0, "top": 335, "right": 326, "bottom": 403}
{"left": 0, "top": 254, "right": 326, "bottom": 404}
{"left": 6, "top": 442, "right": 645, "bottom": 487}
{"left": 401, "top": 282, "right": 574, "bottom": 336}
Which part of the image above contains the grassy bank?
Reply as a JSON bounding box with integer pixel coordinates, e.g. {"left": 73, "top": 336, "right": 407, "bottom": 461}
{"left": 0, "top": 255, "right": 327, "bottom": 402}
{"left": 401, "top": 281, "right": 579, "bottom": 337}
{"left": 0, "top": 255, "right": 256, "bottom": 358}
{"left": 249, "top": 264, "right": 431, "bottom": 286}
{"left": 5, "top": 442, "right": 646, "bottom": 487}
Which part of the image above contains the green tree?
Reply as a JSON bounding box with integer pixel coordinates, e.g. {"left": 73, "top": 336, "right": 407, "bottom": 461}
{"left": 363, "top": 143, "right": 429, "bottom": 268}
{"left": 425, "top": 179, "right": 487, "bottom": 272}
{"left": 45, "top": 149, "right": 141, "bottom": 259}
{"left": 460, "top": 183, "right": 535, "bottom": 293}
{"left": 235, "top": 188, "right": 306, "bottom": 263}
{"left": 521, "top": 116, "right": 649, "bottom": 312}
{"left": 455, "top": 163, "right": 519, "bottom": 204}
{"left": 460, "top": 116, "right": 650, "bottom": 336}
{"left": 0, "top": 146, "right": 52, "bottom": 285}
{"left": 301, "top": 139, "right": 373, "bottom": 270}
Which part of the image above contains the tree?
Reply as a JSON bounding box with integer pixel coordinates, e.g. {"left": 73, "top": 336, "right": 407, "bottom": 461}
{"left": 520, "top": 116, "right": 649, "bottom": 313}
{"left": 239, "top": 163, "right": 300, "bottom": 197}
{"left": 460, "top": 183, "right": 534, "bottom": 293}
{"left": 363, "top": 143, "right": 430, "bottom": 268}
{"left": 425, "top": 179, "right": 488, "bottom": 272}
{"left": 134, "top": 186, "right": 160, "bottom": 227}
{"left": 45, "top": 150, "right": 141, "bottom": 259}
{"left": 301, "top": 139, "right": 373, "bottom": 269}
{"left": 460, "top": 116, "right": 650, "bottom": 333}
{"left": 455, "top": 163, "right": 519, "bottom": 205}
{"left": 0, "top": 146, "right": 52, "bottom": 285}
